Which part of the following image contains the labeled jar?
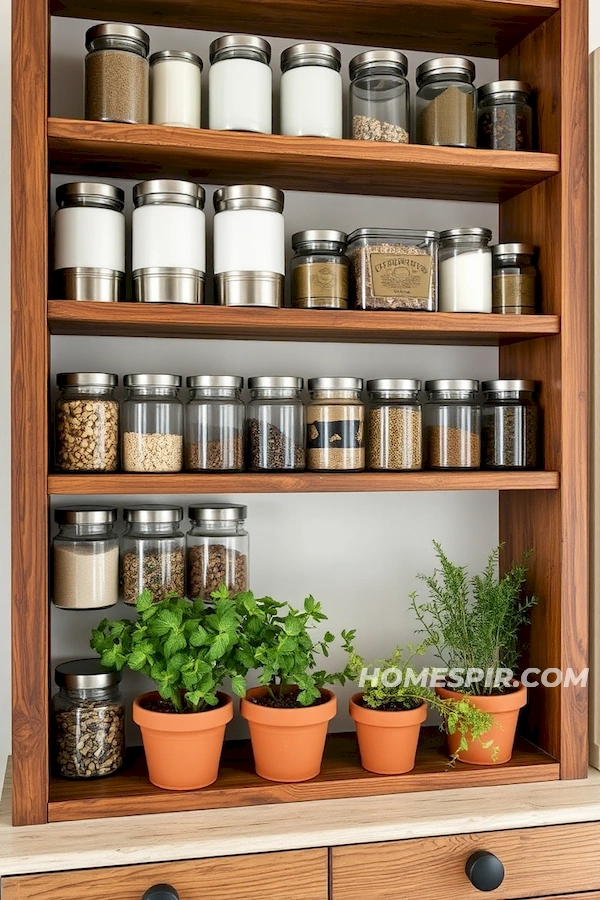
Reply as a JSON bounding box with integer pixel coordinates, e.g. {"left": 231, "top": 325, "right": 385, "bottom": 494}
{"left": 416, "top": 57, "right": 476, "bottom": 148}
{"left": 424, "top": 379, "right": 481, "bottom": 470}
{"left": 53, "top": 660, "right": 124, "bottom": 779}
{"left": 478, "top": 81, "right": 533, "bottom": 151}
{"left": 53, "top": 507, "right": 119, "bottom": 610}
{"left": 291, "top": 230, "right": 349, "bottom": 309}
{"left": 132, "top": 180, "right": 206, "bottom": 304}
{"left": 280, "top": 43, "right": 342, "bottom": 138}
{"left": 439, "top": 227, "right": 493, "bottom": 313}
{"left": 349, "top": 50, "right": 410, "bottom": 143}
{"left": 482, "top": 380, "right": 538, "bottom": 469}
{"left": 55, "top": 372, "right": 119, "bottom": 472}
{"left": 492, "top": 243, "right": 537, "bottom": 314}
{"left": 122, "top": 374, "right": 183, "bottom": 472}
{"left": 187, "top": 504, "right": 249, "bottom": 601}
{"left": 85, "top": 23, "right": 149, "bottom": 124}
{"left": 185, "top": 375, "right": 245, "bottom": 471}
{"left": 367, "top": 379, "right": 422, "bottom": 471}
{"left": 306, "top": 377, "right": 365, "bottom": 471}
{"left": 122, "top": 506, "right": 185, "bottom": 605}
{"left": 150, "top": 50, "right": 203, "bottom": 128}
{"left": 209, "top": 35, "right": 272, "bottom": 134}
{"left": 53, "top": 183, "right": 125, "bottom": 302}
{"left": 247, "top": 376, "right": 305, "bottom": 470}
{"left": 213, "top": 185, "right": 285, "bottom": 307}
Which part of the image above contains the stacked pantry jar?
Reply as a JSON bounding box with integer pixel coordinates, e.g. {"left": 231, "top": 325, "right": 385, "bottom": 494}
{"left": 121, "top": 506, "right": 185, "bottom": 605}
{"left": 247, "top": 376, "right": 306, "bottom": 470}
{"left": 424, "top": 379, "right": 481, "bottom": 469}
{"left": 186, "top": 504, "right": 249, "bottom": 601}
{"left": 122, "top": 374, "right": 183, "bottom": 472}
{"left": 52, "top": 507, "right": 119, "bottom": 610}
{"left": 306, "top": 377, "right": 365, "bottom": 470}
{"left": 367, "top": 379, "right": 422, "bottom": 470}
{"left": 185, "top": 375, "right": 245, "bottom": 471}
{"left": 55, "top": 373, "right": 119, "bottom": 472}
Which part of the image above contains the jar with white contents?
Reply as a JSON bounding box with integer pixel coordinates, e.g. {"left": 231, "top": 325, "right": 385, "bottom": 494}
{"left": 150, "top": 50, "right": 203, "bottom": 128}
{"left": 52, "top": 507, "right": 119, "bottom": 610}
{"left": 280, "top": 43, "right": 343, "bottom": 138}
{"left": 438, "top": 227, "right": 493, "bottom": 313}
{"left": 209, "top": 35, "right": 272, "bottom": 134}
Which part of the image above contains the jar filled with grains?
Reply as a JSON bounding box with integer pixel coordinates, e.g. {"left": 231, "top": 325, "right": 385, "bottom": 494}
{"left": 187, "top": 504, "right": 249, "bottom": 601}
{"left": 122, "top": 374, "right": 183, "bottom": 472}
{"left": 291, "top": 230, "right": 349, "bottom": 309}
{"left": 477, "top": 81, "right": 533, "bottom": 151}
{"left": 185, "top": 375, "right": 245, "bottom": 471}
{"left": 55, "top": 372, "right": 119, "bottom": 472}
{"left": 53, "top": 507, "right": 119, "bottom": 610}
{"left": 85, "top": 23, "right": 150, "bottom": 124}
{"left": 349, "top": 50, "right": 410, "bottom": 144}
{"left": 247, "top": 376, "right": 306, "bottom": 471}
{"left": 122, "top": 506, "right": 185, "bottom": 605}
{"left": 492, "top": 243, "right": 537, "bottom": 314}
{"left": 209, "top": 35, "right": 272, "bottom": 134}
{"left": 424, "top": 379, "right": 481, "bottom": 469}
{"left": 280, "top": 43, "right": 343, "bottom": 138}
{"left": 439, "top": 227, "right": 493, "bottom": 313}
{"left": 367, "top": 379, "right": 422, "bottom": 471}
{"left": 482, "top": 380, "right": 538, "bottom": 469}
{"left": 416, "top": 57, "right": 477, "bottom": 148}
{"left": 306, "top": 377, "right": 365, "bottom": 471}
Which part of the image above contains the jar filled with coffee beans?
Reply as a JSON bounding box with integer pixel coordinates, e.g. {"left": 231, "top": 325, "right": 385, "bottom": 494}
{"left": 367, "top": 379, "right": 422, "bottom": 471}
{"left": 187, "top": 504, "right": 249, "bottom": 601}
{"left": 482, "top": 380, "right": 538, "bottom": 469}
{"left": 185, "top": 375, "right": 245, "bottom": 471}
{"left": 55, "top": 373, "right": 119, "bottom": 472}
{"left": 121, "top": 506, "right": 185, "bottom": 605}
{"left": 424, "top": 379, "right": 481, "bottom": 469}
{"left": 247, "top": 376, "right": 306, "bottom": 470}
{"left": 306, "top": 377, "right": 365, "bottom": 471}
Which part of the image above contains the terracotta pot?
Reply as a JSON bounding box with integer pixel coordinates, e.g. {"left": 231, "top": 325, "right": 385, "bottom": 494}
{"left": 133, "top": 691, "right": 233, "bottom": 790}
{"left": 240, "top": 686, "right": 337, "bottom": 782}
{"left": 349, "top": 693, "right": 428, "bottom": 775}
{"left": 436, "top": 682, "right": 527, "bottom": 765}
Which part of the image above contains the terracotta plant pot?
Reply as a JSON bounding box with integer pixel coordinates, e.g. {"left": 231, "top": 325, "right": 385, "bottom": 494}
{"left": 133, "top": 691, "right": 233, "bottom": 790}
{"left": 349, "top": 693, "right": 428, "bottom": 775}
{"left": 436, "top": 682, "right": 527, "bottom": 765}
{"left": 240, "top": 686, "right": 337, "bottom": 782}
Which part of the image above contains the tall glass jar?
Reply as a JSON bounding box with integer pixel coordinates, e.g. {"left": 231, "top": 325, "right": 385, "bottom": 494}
{"left": 187, "top": 504, "right": 249, "bottom": 601}
{"left": 55, "top": 372, "right": 119, "bottom": 472}
{"left": 439, "top": 227, "right": 493, "bottom": 313}
{"left": 367, "top": 379, "right": 422, "bottom": 471}
{"left": 492, "top": 243, "right": 537, "bottom": 314}
{"left": 482, "top": 380, "right": 538, "bottom": 469}
{"left": 53, "top": 507, "right": 119, "bottom": 610}
{"left": 306, "top": 377, "right": 365, "bottom": 471}
{"left": 150, "top": 50, "right": 203, "bottom": 128}
{"left": 185, "top": 375, "right": 245, "bottom": 471}
{"left": 349, "top": 50, "right": 410, "bottom": 143}
{"left": 280, "top": 43, "right": 342, "bottom": 138}
{"left": 247, "top": 376, "right": 305, "bottom": 470}
{"left": 122, "top": 506, "right": 185, "bottom": 605}
{"left": 291, "top": 230, "right": 349, "bottom": 309}
{"left": 122, "top": 374, "right": 183, "bottom": 473}
{"left": 424, "top": 379, "right": 481, "bottom": 470}
{"left": 209, "top": 35, "right": 272, "bottom": 134}
{"left": 478, "top": 81, "right": 533, "bottom": 151}
{"left": 85, "top": 23, "right": 150, "bottom": 124}
{"left": 416, "top": 56, "right": 476, "bottom": 148}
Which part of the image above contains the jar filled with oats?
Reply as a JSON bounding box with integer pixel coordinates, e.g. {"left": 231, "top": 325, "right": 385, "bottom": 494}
{"left": 121, "top": 506, "right": 185, "bottom": 605}
{"left": 122, "top": 374, "right": 183, "bottom": 472}
{"left": 55, "top": 373, "right": 119, "bottom": 472}
{"left": 367, "top": 379, "right": 422, "bottom": 471}
{"left": 306, "top": 377, "right": 365, "bottom": 471}
{"left": 186, "top": 503, "right": 249, "bottom": 601}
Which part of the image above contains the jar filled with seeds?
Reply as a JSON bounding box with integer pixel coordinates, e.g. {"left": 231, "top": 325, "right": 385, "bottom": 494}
{"left": 85, "top": 23, "right": 150, "bottom": 124}
{"left": 185, "top": 375, "right": 245, "bottom": 471}
{"left": 247, "top": 376, "right": 305, "bottom": 470}
{"left": 477, "top": 81, "right": 533, "bottom": 151}
{"left": 122, "top": 506, "right": 185, "bottom": 605}
{"left": 291, "top": 230, "right": 349, "bottom": 309}
{"left": 187, "top": 503, "right": 249, "bottom": 601}
{"left": 367, "top": 379, "right": 422, "bottom": 471}
{"left": 306, "top": 377, "right": 365, "bottom": 471}
{"left": 349, "top": 50, "right": 410, "bottom": 143}
{"left": 482, "top": 380, "right": 538, "bottom": 469}
{"left": 55, "top": 372, "right": 119, "bottom": 472}
{"left": 416, "top": 57, "right": 476, "bottom": 148}
{"left": 122, "top": 374, "right": 183, "bottom": 472}
{"left": 492, "top": 243, "right": 537, "bottom": 314}
{"left": 53, "top": 659, "right": 124, "bottom": 780}
{"left": 53, "top": 507, "right": 119, "bottom": 610}
{"left": 424, "top": 379, "right": 481, "bottom": 469}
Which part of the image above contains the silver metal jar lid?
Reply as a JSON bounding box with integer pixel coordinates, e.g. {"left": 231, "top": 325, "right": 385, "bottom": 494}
{"left": 149, "top": 50, "right": 203, "bottom": 70}
{"left": 292, "top": 230, "right": 347, "bottom": 252}
{"left": 57, "top": 372, "right": 118, "bottom": 388}
{"left": 187, "top": 375, "right": 243, "bottom": 389}
{"left": 54, "top": 507, "right": 117, "bottom": 526}
{"left": 248, "top": 376, "right": 304, "bottom": 390}
{"left": 367, "top": 378, "right": 421, "bottom": 393}
{"left": 281, "top": 42, "right": 341, "bottom": 73}
{"left": 308, "top": 377, "right": 363, "bottom": 391}
{"left": 425, "top": 379, "right": 479, "bottom": 392}
{"left": 56, "top": 182, "right": 125, "bottom": 212}
{"left": 209, "top": 34, "right": 271, "bottom": 64}
{"left": 133, "top": 180, "right": 205, "bottom": 209}
{"left": 478, "top": 80, "right": 531, "bottom": 99}
{"left": 349, "top": 50, "right": 408, "bottom": 80}
{"left": 85, "top": 23, "right": 150, "bottom": 56}
{"left": 492, "top": 242, "right": 535, "bottom": 258}
{"left": 124, "top": 373, "right": 182, "bottom": 388}
{"left": 347, "top": 227, "right": 439, "bottom": 243}
{"left": 439, "top": 227, "right": 493, "bottom": 243}
{"left": 416, "top": 56, "right": 476, "bottom": 86}
{"left": 189, "top": 503, "right": 247, "bottom": 523}
{"left": 55, "top": 659, "right": 122, "bottom": 690}
{"left": 124, "top": 506, "right": 184, "bottom": 524}
{"left": 482, "top": 379, "right": 536, "bottom": 393}
{"left": 213, "top": 185, "right": 284, "bottom": 213}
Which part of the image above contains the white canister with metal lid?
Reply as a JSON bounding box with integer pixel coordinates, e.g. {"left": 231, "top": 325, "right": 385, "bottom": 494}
{"left": 280, "top": 43, "right": 343, "bottom": 138}
{"left": 150, "top": 50, "right": 203, "bottom": 128}
{"left": 209, "top": 35, "right": 272, "bottom": 134}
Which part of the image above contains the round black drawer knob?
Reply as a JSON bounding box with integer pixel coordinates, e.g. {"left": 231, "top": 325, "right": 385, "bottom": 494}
{"left": 142, "top": 885, "right": 180, "bottom": 900}
{"left": 465, "top": 850, "right": 505, "bottom": 892}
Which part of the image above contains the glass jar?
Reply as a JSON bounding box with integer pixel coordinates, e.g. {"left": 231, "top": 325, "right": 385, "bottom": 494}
{"left": 53, "top": 507, "right": 119, "bottom": 610}
{"left": 85, "top": 23, "right": 149, "bottom": 124}
{"left": 291, "top": 230, "right": 349, "bottom": 309}
{"left": 306, "top": 377, "right": 365, "bottom": 471}
{"left": 247, "top": 376, "right": 305, "bottom": 470}
{"left": 150, "top": 50, "right": 203, "bottom": 128}
{"left": 416, "top": 56, "right": 476, "bottom": 148}
{"left": 185, "top": 375, "right": 245, "bottom": 471}
{"left": 122, "top": 506, "right": 185, "bottom": 605}
{"left": 208, "top": 35, "right": 272, "bottom": 134}
{"left": 349, "top": 50, "right": 410, "bottom": 143}
{"left": 122, "top": 374, "right": 183, "bottom": 472}
{"left": 492, "top": 243, "right": 537, "bottom": 314}
{"left": 478, "top": 81, "right": 533, "bottom": 151}
{"left": 367, "top": 379, "right": 422, "bottom": 471}
{"left": 439, "top": 227, "right": 493, "bottom": 313}
{"left": 53, "top": 660, "right": 124, "bottom": 779}
{"left": 482, "top": 380, "right": 538, "bottom": 469}
{"left": 280, "top": 43, "right": 342, "bottom": 138}
{"left": 424, "top": 379, "right": 481, "bottom": 470}
{"left": 187, "top": 503, "right": 249, "bottom": 601}
{"left": 55, "top": 372, "right": 119, "bottom": 472}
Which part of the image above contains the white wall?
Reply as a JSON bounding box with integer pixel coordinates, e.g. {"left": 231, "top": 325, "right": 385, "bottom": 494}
{"left": 592, "top": 0, "right": 600, "bottom": 51}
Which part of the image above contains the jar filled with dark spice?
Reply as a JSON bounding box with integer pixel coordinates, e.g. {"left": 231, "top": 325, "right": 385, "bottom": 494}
{"left": 477, "top": 81, "right": 533, "bottom": 151}
{"left": 85, "top": 23, "right": 150, "bottom": 125}
{"left": 424, "top": 379, "right": 481, "bottom": 469}
{"left": 121, "top": 506, "right": 185, "bottom": 605}
{"left": 367, "top": 379, "right": 422, "bottom": 471}
{"left": 247, "top": 376, "right": 306, "bottom": 470}
{"left": 185, "top": 375, "right": 245, "bottom": 471}
{"left": 416, "top": 57, "right": 476, "bottom": 148}
{"left": 492, "top": 243, "right": 537, "bottom": 314}
{"left": 307, "top": 377, "right": 365, "bottom": 471}
{"left": 187, "top": 503, "right": 249, "bottom": 601}
{"left": 349, "top": 50, "right": 410, "bottom": 143}
{"left": 482, "top": 380, "right": 538, "bottom": 469}
{"left": 291, "top": 230, "right": 349, "bottom": 309}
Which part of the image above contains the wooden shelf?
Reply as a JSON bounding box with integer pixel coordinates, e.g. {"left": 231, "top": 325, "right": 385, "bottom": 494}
{"left": 47, "top": 118, "right": 559, "bottom": 204}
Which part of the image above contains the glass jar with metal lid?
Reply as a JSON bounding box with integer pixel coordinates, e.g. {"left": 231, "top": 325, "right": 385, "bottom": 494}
{"left": 150, "top": 50, "right": 203, "bottom": 128}
{"left": 121, "top": 506, "right": 185, "bottom": 605}
{"left": 478, "top": 81, "right": 533, "bottom": 151}
{"left": 52, "top": 507, "right": 119, "bottom": 610}
{"left": 424, "top": 379, "right": 481, "bottom": 469}
{"left": 280, "top": 43, "right": 343, "bottom": 138}
{"left": 132, "top": 179, "right": 206, "bottom": 304}
{"left": 291, "top": 230, "right": 349, "bottom": 309}
{"left": 55, "top": 372, "right": 119, "bottom": 472}
{"left": 213, "top": 185, "right": 285, "bottom": 307}
{"left": 482, "top": 380, "right": 538, "bottom": 469}
{"left": 439, "top": 227, "right": 493, "bottom": 313}
{"left": 492, "top": 243, "right": 537, "bottom": 314}
{"left": 349, "top": 50, "right": 410, "bottom": 143}
{"left": 53, "top": 659, "right": 125, "bottom": 779}
{"left": 85, "top": 23, "right": 150, "bottom": 124}
{"left": 185, "top": 375, "right": 245, "bottom": 472}
{"left": 122, "top": 374, "right": 183, "bottom": 473}
{"left": 187, "top": 503, "right": 249, "bottom": 601}
{"left": 209, "top": 35, "right": 272, "bottom": 134}
{"left": 367, "top": 379, "right": 422, "bottom": 471}
{"left": 416, "top": 56, "right": 477, "bottom": 148}
{"left": 306, "top": 377, "right": 365, "bottom": 471}
{"left": 247, "top": 376, "right": 305, "bottom": 470}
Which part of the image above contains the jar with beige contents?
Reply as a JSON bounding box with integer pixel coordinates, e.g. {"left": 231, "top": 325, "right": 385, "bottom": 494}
{"left": 186, "top": 504, "right": 249, "bottom": 601}
{"left": 52, "top": 507, "right": 119, "bottom": 610}
{"left": 424, "top": 379, "right": 481, "bottom": 469}
{"left": 55, "top": 373, "right": 119, "bottom": 472}
{"left": 367, "top": 379, "right": 422, "bottom": 471}
{"left": 121, "top": 506, "right": 185, "bottom": 605}
{"left": 122, "top": 374, "right": 183, "bottom": 472}
{"left": 306, "top": 377, "right": 365, "bottom": 471}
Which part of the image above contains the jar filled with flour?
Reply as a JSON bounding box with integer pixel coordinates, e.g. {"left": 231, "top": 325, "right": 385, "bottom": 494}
{"left": 209, "top": 34, "right": 272, "bottom": 133}
{"left": 438, "top": 227, "right": 493, "bottom": 313}
{"left": 150, "top": 50, "right": 203, "bottom": 128}
{"left": 52, "top": 507, "right": 119, "bottom": 610}
{"left": 280, "top": 43, "right": 343, "bottom": 138}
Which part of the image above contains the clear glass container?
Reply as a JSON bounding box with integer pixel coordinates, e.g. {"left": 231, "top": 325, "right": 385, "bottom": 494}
{"left": 150, "top": 50, "right": 203, "bottom": 128}
{"left": 280, "top": 43, "right": 343, "bottom": 138}
{"left": 349, "top": 50, "right": 410, "bottom": 143}
{"left": 185, "top": 375, "right": 245, "bottom": 471}
{"left": 306, "top": 377, "right": 365, "bottom": 471}
{"left": 291, "top": 230, "right": 349, "bottom": 309}
{"left": 122, "top": 374, "right": 183, "bottom": 472}
{"left": 424, "top": 379, "right": 481, "bottom": 469}
{"left": 208, "top": 35, "right": 272, "bottom": 134}
{"left": 416, "top": 56, "right": 476, "bottom": 148}
{"left": 367, "top": 379, "right": 422, "bottom": 471}
{"left": 477, "top": 81, "right": 533, "bottom": 151}
{"left": 492, "top": 243, "right": 537, "bottom": 314}
{"left": 247, "top": 376, "right": 306, "bottom": 471}
{"left": 53, "top": 507, "right": 119, "bottom": 610}
{"left": 52, "top": 660, "right": 124, "bottom": 779}
{"left": 55, "top": 373, "right": 119, "bottom": 472}
{"left": 85, "top": 23, "right": 150, "bottom": 124}
{"left": 482, "top": 380, "right": 538, "bottom": 469}
{"left": 121, "top": 506, "right": 185, "bottom": 605}
{"left": 187, "top": 503, "right": 249, "bottom": 601}
{"left": 439, "top": 227, "right": 493, "bottom": 313}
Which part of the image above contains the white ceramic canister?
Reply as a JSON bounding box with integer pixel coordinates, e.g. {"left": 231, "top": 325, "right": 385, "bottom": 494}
{"left": 208, "top": 35, "right": 272, "bottom": 134}
{"left": 132, "top": 179, "right": 206, "bottom": 304}
{"left": 280, "top": 43, "right": 343, "bottom": 138}
{"left": 438, "top": 227, "right": 493, "bottom": 313}
{"left": 150, "top": 50, "right": 203, "bottom": 128}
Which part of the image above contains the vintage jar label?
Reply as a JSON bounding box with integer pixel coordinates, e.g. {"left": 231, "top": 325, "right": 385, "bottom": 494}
{"left": 292, "top": 263, "right": 348, "bottom": 306}
{"left": 368, "top": 252, "right": 432, "bottom": 300}
{"left": 307, "top": 418, "right": 364, "bottom": 449}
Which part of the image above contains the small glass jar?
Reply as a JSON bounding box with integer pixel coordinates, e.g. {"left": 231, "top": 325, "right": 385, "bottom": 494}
{"left": 349, "top": 50, "right": 410, "bottom": 143}
{"left": 280, "top": 43, "right": 342, "bottom": 138}
{"left": 367, "top": 379, "right": 422, "bottom": 471}
{"left": 482, "top": 380, "right": 538, "bottom": 469}
{"left": 478, "top": 81, "right": 533, "bottom": 151}
{"left": 209, "top": 35, "right": 272, "bottom": 134}
{"left": 53, "top": 660, "right": 124, "bottom": 779}
{"left": 416, "top": 56, "right": 476, "bottom": 148}
{"left": 185, "top": 375, "right": 245, "bottom": 471}
{"left": 492, "top": 243, "right": 537, "bottom": 314}
{"left": 122, "top": 506, "right": 185, "bottom": 605}
{"left": 150, "top": 50, "right": 203, "bottom": 128}
{"left": 439, "top": 227, "right": 493, "bottom": 313}
{"left": 247, "top": 376, "right": 306, "bottom": 471}
{"left": 55, "top": 372, "right": 119, "bottom": 472}
{"left": 306, "top": 377, "right": 365, "bottom": 471}
{"left": 424, "top": 379, "right": 481, "bottom": 470}
{"left": 291, "top": 230, "right": 349, "bottom": 309}
{"left": 85, "top": 23, "right": 150, "bottom": 124}
{"left": 122, "top": 374, "right": 183, "bottom": 473}
{"left": 187, "top": 504, "right": 249, "bottom": 601}
{"left": 53, "top": 507, "right": 119, "bottom": 610}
